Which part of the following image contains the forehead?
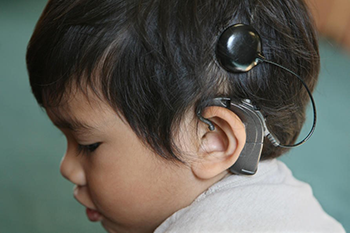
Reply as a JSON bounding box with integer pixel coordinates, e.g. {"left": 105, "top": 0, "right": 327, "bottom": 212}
{"left": 46, "top": 89, "right": 115, "bottom": 132}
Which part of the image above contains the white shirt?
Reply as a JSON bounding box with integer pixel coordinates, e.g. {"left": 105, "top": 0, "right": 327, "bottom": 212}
{"left": 155, "top": 159, "right": 345, "bottom": 233}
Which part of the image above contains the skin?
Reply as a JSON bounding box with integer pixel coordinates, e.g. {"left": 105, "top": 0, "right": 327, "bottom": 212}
{"left": 47, "top": 88, "right": 246, "bottom": 233}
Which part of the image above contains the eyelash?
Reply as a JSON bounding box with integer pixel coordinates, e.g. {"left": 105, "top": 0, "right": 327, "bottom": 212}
{"left": 78, "top": 142, "right": 101, "bottom": 155}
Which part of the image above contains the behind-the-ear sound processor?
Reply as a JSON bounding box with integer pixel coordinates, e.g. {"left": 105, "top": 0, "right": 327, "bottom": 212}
{"left": 198, "top": 24, "right": 317, "bottom": 175}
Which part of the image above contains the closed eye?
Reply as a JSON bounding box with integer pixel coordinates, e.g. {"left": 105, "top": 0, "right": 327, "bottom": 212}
{"left": 78, "top": 142, "right": 101, "bottom": 155}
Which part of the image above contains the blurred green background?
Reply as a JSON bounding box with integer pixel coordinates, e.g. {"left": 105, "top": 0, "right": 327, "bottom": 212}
{"left": 0, "top": 0, "right": 349, "bottom": 232}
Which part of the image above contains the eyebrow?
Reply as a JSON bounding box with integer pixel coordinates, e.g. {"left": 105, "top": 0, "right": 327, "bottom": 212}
{"left": 52, "top": 117, "right": 97, "bottom": 133}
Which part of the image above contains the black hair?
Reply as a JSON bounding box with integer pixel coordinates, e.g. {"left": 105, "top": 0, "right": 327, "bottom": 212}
{"left": 26, "top": 0, "right": 320, "bottom": 161}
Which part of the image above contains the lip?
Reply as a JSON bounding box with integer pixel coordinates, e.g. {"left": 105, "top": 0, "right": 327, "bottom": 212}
{"left": 73, "top": 185, "right": 103, "bottom": 222}
{"left": 86, "top": 207, "right": 103, "bottom": 222}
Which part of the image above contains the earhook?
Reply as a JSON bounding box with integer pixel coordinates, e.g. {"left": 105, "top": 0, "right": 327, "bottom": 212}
{"left": 197, "top": 98, "right": 233, "bottom": 131}
{"left": 197, "top": 110, "right": 216, "bottom": 131}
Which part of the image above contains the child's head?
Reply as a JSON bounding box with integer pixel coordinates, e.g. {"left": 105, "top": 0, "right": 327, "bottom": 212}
{"left": 27, "top": 0, "right": 319, "bottom": 231}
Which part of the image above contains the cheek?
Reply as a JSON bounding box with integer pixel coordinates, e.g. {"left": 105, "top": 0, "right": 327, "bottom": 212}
{"left": 86, "top": 142, "right": 168, "bottom": 221}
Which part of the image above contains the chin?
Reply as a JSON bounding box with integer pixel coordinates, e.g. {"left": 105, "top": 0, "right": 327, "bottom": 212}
{"left": 101, "top": 219, "right": 155, "bottom": 233}
{"left": 101, "top": 221, "right": 119, "bottom": 233}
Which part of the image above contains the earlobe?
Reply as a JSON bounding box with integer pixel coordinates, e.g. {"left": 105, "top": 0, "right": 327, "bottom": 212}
{"left": 192, "top": 106, "right": 246, "bottom": 180}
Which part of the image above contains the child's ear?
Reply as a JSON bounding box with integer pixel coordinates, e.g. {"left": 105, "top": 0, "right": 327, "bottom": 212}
{"left": 191, "top": 106, "right": 246, "bottom": 180}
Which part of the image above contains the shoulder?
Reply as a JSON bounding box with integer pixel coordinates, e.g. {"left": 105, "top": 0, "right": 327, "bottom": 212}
{"left": 155, "top": 159, "right": 345, "bottom": 233}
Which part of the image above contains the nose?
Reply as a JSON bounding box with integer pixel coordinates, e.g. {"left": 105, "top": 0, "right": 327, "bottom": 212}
{"left": 60, "top": 145, "right": 86, "bottom": 186}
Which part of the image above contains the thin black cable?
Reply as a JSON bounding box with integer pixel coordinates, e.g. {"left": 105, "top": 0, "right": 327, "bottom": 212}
{"left": 258, "top": 56, "right": 317, "bottom": 148}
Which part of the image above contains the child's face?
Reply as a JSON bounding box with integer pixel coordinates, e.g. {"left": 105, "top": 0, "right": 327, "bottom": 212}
{"left": 47, "top": 89, "right": 202, "bottom": 232}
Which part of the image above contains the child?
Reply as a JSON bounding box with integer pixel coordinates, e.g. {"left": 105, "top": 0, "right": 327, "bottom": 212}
{"left": 27, "top": 0, "right": 345, "bottom": 232}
